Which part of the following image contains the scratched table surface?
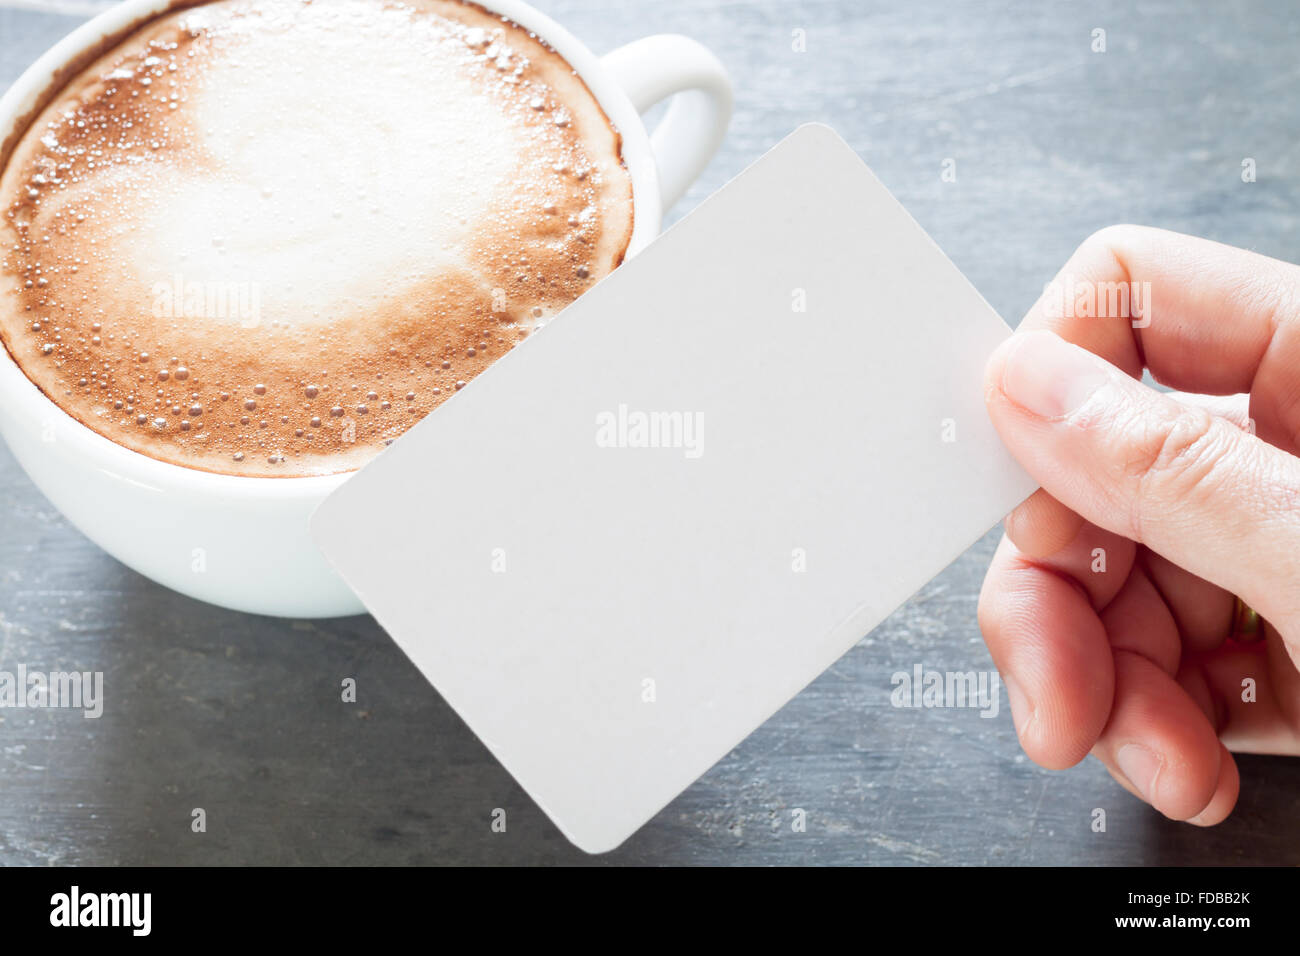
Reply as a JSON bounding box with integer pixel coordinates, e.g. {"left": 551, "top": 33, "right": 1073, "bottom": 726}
{"left": 2, "top": 0, "right": 1299, "bottom": 866}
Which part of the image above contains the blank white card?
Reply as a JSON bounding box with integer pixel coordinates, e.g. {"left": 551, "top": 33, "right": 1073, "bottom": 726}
{"left": 312, "top": 124, "right": 1037, "bottom": 853}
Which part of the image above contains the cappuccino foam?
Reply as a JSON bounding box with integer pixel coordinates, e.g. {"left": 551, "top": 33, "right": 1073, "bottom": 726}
{"left": 0, "top": 0, "right": 633, "bottom": 475}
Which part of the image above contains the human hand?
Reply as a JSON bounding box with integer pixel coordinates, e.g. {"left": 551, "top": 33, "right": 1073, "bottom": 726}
{"left": 979, "top": 225, "right": 1300, "bottom": 824}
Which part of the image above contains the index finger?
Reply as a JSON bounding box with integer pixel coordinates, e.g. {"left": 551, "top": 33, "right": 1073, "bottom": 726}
{"left": 1019, "top": 225, "right": 1300, "bottom": 451}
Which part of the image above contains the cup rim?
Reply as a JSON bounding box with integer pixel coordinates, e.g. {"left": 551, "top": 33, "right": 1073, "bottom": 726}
{"left": 0, "top": 0, "right": 659, "bottom": 499}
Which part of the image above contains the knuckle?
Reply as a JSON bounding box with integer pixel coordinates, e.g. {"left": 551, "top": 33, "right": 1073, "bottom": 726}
{"left": 1122, "top": 405, "right": 1229, "bottom": 539}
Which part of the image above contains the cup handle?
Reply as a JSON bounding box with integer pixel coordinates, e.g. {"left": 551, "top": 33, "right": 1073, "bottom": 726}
{"left": 600, "top": 35, "right": 733, "bottom": 213}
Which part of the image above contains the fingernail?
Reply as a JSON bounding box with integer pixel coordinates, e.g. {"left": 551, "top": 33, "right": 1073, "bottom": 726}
{"left": 1116, "top": 743, "right": 1163, "bottom": 803}
{"left": 999, "top": 331, "right": 1112, "bottom": 419}
{"left": 1002, "top": 674, "right": 1033, "bottom": 734}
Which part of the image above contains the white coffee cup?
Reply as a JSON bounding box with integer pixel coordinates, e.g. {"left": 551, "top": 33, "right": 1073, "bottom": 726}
{"left": 0, "top": 0, "right": 731, "bottom": 617}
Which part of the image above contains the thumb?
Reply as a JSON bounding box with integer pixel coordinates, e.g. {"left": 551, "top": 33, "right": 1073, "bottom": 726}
{"left": 985, "top": 329, "right": 1300, "bottom": 634}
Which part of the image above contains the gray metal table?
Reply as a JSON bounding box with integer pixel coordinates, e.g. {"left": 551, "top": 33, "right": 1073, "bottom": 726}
{"left": 2, "top": 0, "right": 1298, "bottom": 865}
